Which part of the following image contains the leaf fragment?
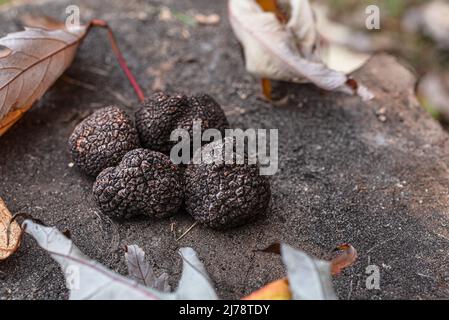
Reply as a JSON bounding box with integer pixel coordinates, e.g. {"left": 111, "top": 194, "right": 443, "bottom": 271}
{"left": 125, "top": 244, "right": 170, "bottom": 292}
{"left": 260, "top": 78, "right": 273, "bottom": 100}
{"left": 228, "top": 0, "right": 373, "bottom": 100}
{"left": 256, "top": 0, "right": 288, "bottom": 23}
{"left": 176, "top": 247, "right": 218, "bottom": 300}
{"left": 23, "top": 220, "right": 218, "bottom": 300}
{"left": 257, "top": 242, "right": 358, "bottom": 275}
{"left": 281, "top": 244, "right": 337, "bottom": 300}
{"left": 242, "top": 278, "right": 291, "bottom": 300}
{"left": 247, "top": 243, "right": 355, "bottom": 300}
{"left": 330, "top": 243, "right": 358, "bottom": 275}
{"left": 0, "top": 197, "right": 21, "bottom": 260}
{"left": 20, "top": 14, "right": 67, "bottom": 30}
{"left": 24, "top": 220, "right": 167, "bottom": 300}
{"left": 0, "top": 24, "right": 88, "bottom": 137}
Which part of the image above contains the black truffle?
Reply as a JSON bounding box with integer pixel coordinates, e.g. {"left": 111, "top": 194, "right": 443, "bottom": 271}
{"left": 184, "top": 138, "right": 271, "bottom": 229}
{"left": 93, "top": 148, "right": 183, "bottom": 220}
{"left": 135, "top": 92, "right": 229, "bottom": 155}
{"left": 69, "top": 106, "right": 140, "bottom": 176}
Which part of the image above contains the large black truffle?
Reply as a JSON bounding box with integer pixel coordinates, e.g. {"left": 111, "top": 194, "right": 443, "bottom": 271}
{"left": 69, "top": 106, "right": 140, "bottom": 176}
{"left": 93, "top": 148, "right": 183, "bottom": 220}
{"left": 184, "top": 138, "right": 271, "bottom": 229}
{"left": 135, "top": 92, "right": 229, "bottom": 155}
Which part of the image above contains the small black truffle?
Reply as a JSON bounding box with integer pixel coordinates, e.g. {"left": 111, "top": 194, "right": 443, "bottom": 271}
{"left": 184, "top": 138, "right": 271, "bottom": 229}
{"left": 135, "top": 92, "right": 229, "bottom": 155}
{"left": 93, "top": 148, "right": 183, "bottom": 220}
{"left": 69, "top": 106, "right": 140, "bottom": 176}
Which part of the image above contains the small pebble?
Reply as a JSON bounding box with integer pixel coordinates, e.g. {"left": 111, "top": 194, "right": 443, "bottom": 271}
{"left": 378, "top": 115, "right": 387, "bottom": 122}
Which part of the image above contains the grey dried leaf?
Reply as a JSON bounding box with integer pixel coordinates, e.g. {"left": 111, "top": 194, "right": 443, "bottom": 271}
{"left": 228, "top": 0, "right": 373, "bottom": 100}
{"left": 176, "top": 247, "right": 218, "bottom": 300}
{"left": 23, "top": 220, "right": 166, "bottom": 300}
{"left": 281, "top": 244, "right": 337, "bottom": 300}
{"left": 23, "top": 220, "right": 217, "bottom": 300}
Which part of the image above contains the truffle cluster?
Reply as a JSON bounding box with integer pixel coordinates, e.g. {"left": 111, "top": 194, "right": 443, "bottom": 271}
{"left": 68, "top": 93, "right": 271, "bottom": 229}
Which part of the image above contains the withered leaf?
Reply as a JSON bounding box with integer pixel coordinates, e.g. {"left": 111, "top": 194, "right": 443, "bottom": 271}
{"left": 257, "top": 242, "right": 358, "bottom": 275}
{"left": 24, "top": 219, "right": 217, "bottom": 300}
{"left": 281, "top": 244, "right": 337, "bottom": 300}
{"left": 20, "top": 14, "right": 67, "bottom": 31}
{"left": 247, "top": 244, "right": 350, "bottom": 300}
{"left": 228, "top": 0, "right": 373, "bottom": 100}
{"left": 0, "top": 197, "right": 21, "bottom": 260}
{"left": 330, "top": 243, "right": 358, "bottom": 275}
{"left": 0, "top": 24, "right": 88, "bottom": 137}
{"left": 243, "top": 278, "right": 291, "bottom": 300}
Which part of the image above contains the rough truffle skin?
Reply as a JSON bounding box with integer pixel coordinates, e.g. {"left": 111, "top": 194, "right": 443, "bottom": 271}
{"left": 69, "top": 106, "right": 140, "bottom": 176}
{"left": 93, "top": 149, "right": 183, "bottom": 220}
{"left": 135, "top": 92, "right": 229, "bottom": 155}
{"left": 184, "top": 139, "right": 271, "bottom": 229}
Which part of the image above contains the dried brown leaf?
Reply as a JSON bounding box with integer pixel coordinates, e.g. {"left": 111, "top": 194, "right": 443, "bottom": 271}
{"left": 0, "top": 197, "right": 21, "bottom": 260}
{"left": 20, "top": 14, "right": 66, "bottom": 30}
{"left": 0, "top": 47, "right": 11, "bottom": 59}
{"left": 330, "top": 243, "right": 358, "bottom": 275}
{"left": 260, "top": 78, "right": 273, "bottom": 100}
{"left": 256, "top": 0, "right": 288, "bottom": 23}
{"left": 0, "top": 24, "right": 88, "bottom": 137}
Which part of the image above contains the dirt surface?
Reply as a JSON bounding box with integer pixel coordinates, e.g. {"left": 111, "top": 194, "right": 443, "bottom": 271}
{"left": 1, "top": 0, "right": 449, "bottom": 300}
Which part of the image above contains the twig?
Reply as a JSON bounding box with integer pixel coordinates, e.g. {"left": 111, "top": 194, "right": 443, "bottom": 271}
{"left": 417, "top": 273, "right": 434, "bottom": 279}
{"left": 347, "top": 279, "right": 353, "bottom": 300}
{"left": 176, "top": 221, "right": 198, "bottom": 241}
{"left": 170, "top": 222, "right": 176, "bottom": 238}
{"left": 62, "top": 75, "right": 97, "bottom": 91}
{"left": 82, "top": 65, "right": 109, "bottom": 77}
